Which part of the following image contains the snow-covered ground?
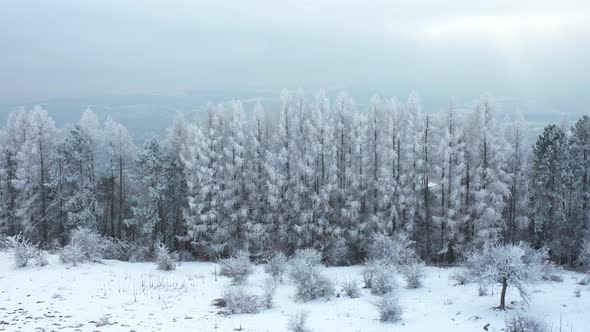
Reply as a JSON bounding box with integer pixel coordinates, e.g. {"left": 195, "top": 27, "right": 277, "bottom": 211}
{"left": 0, "top": 252, "right": 588, "bottom": 332}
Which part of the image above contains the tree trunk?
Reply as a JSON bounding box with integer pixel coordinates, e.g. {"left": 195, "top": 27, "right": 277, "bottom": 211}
{"left": 500, "top": 277, "right": 508, "bottom": 310}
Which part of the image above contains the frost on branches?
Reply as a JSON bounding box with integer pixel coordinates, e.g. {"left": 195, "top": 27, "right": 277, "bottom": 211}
{"left": 467, "top": 242, "right": 548, "bottom": 309}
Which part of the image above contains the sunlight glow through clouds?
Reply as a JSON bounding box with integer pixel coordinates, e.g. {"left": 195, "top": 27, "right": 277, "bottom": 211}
{"left": 421, "top": 13, "right": 586, "bottom": 41}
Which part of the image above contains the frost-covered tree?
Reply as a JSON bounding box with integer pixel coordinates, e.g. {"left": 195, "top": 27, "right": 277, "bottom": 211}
{"left": 467, "top": 242, "right": 548, "bottom": 309}
{"left": 103, "top": 117, "right": 134, "bottom": 238}
{"left": 466, "top": 96, "right": 510, "bottom": 247}
{"left": 568, "top": 116, "right": 590, "bottom": 261}
{"left": 222, "top": 101, "right": 250, "bottom": 253}
{"left": 53, "top": 123, "right": 100, "bottom": 234}
{"left": 530, "top": 125, "right": 571, "bottom": 261}
{"left": 433, "top": 101, "right": 465, "bottom": 262}
{"left": 162, "top": 114, "right": 189, "bottom": 249}
{"left": 128, "top": 139, "right": 166, "bottom": 243}
{"left": 0, "top": 110, "right": 30, "bottom": 236}
{"left": 246, "top": 102, "right": 270, "bottom": 256}
{"left": 12, "top": 107, "right": 57, "bottom": 243}
{"left": 183, "top": 103, "right": 228, "bottom": 257}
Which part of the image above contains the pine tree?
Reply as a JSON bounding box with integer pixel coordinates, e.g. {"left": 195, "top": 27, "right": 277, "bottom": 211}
{"left": 530, "top": 124, "right": 570, "bottom": 261}
{"left": 129, "top": 139, "right": 166, "bottom": 244}
{"left": 567, "top": 116, "right": 590, "bottom": 261}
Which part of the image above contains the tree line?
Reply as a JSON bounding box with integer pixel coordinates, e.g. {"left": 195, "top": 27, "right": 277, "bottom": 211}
{"left": 0, "top": 90, "right": 588, "bottom": 265}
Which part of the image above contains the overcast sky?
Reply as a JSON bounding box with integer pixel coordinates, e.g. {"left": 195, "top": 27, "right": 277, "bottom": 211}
{"left": 0, "top": 0, "right": 589, "bottom": 113}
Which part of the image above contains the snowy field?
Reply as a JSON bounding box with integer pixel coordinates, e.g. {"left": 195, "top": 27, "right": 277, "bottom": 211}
{"left": 0, "top": 252, "right": 588, "bottom": 332}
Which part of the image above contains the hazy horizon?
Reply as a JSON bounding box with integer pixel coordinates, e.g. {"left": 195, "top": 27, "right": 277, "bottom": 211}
{"left": 1, "top": 1, "right": 589, "bottom": 117}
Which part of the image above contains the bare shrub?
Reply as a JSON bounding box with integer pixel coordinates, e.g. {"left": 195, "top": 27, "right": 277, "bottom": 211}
{"left": 362, "top": 263, "right": 378, "bottom": 288}
{"left": 368, "top": 232, "right": 418, "bottom": 267}
{"left": 341, "top": 279, "right": 361, "bottom": 298}
{"left": 543, "top": 274, "right": 563, "bottom": 282}
{"left": 223, "top": 286, "right": 260, "bottom": 314}
{"left": 450, "top": 269, "right": 471, "bottom": 285}
{"left": 155, "top": 241, "right": 177, "bottom": 271}
{"left": 288, "top": 311, "right": 311, "bottom": 332}
{"left": 325, "top": 238, "right": 349, "bottom": 266}
{"left": 264, "top": 252, "right": 287, "bottom": 282}
{"left": 261, "top": 277, "right": 277, "bottom": 309}
{"left": 505, "top": 315, "right": 549, "bottom": 332}
{"left": 288, "top": 250, "right": 335, "bottom": 301}
{"left": 293, "top": 248, "right": 322, "bottom": 266}
{"left": 374, "top": 293, "right": 403, "bottom": 323}
{"left": 2, "top": 234, "right": 44, "bottom": 268}
{"left": 35, "top": 250, "right": 49, "bottom": 266}
{"left": 219, "top": 251, "right": 253, "bottom": 284}
{"left": 574, "top": 287, "right": 582, "bottom": 298}
{"left": 69, "top": 228, "right": 104, "bottom": 262}
{"left": 59, "top": 243, "right": 85, "bottom": 265}
{"left": 366, "top": 262, "right": 397, "bottom": 295}
{"left": 402, "top": 263, "right": 424, "bottom": 289}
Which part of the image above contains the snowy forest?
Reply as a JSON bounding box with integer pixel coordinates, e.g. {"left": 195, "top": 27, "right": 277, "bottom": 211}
{"left": 1, "top": 89, "right": 588, "bottom": 267}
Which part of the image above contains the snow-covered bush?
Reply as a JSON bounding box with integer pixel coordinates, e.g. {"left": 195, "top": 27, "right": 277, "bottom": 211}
{"left": 155, "top": 241, "right": 177, "bottom": 271}
{"left": 450, "top": 269, "right": 471, "bottom": 285}
{"left": 2, "top": 234, "right": 44, "bottom": 268}
{"left": 128, "top": 243, "right": 149, "bottom": 262}
{"left": 264, "top": 252, "right": 287, "bottom": 282}
{"left": 292, "top": 268, "right": 335, "bottom": 301}
{"left": 68, "top": 228, "right": 104, "bottom": 262}
{"left": 219, "top": 251, "right": 253, "bottom": 284}
{"left": 374, "top": 293, "right": 403, "bottom": 323}
{"left": 362, "top": 263, "right": 378, "bottom": 288}
{"left": 59, "top": 243, "right": 85, "bottom": 265}
{"left": 363, "top": 261, "right": 396, "bottom": 295}
{"left": 341, "top": 279, "right": 361, "bottom": 298}
{"left": 261, "top": 277, "right": 277, "bottom": 309}
{"left": 402, "top": 263, "right": 424, "bottom": 289}
{"left": 574, "top": 287, "right": 582, "bottom": 298}
{"left": 223, "top": 286, "right": 260, "bottom": 314}
{"left": 35, "top": 250, "right": 49, "bottom": 266}
{"left": 288, "top": 311, "right": 311, "bottom": 332}
{"left": 101, "top": 237, "right": 132, "bottom": 261}
{"left": 505, "top": 315, "right": 549, "bottom": 332}
{"left": 293, "top": 248, "right": 323, "bottom": 266}
{"left": 478, "top": 284, "right": 489, "bottom": 296}
{"left": 371, "top": 265, "right": 397, "bottom": 296}
{"left": 368, "top": 232, "right": 418, "bottom": 267}
{"left": 325, "top": 238, "right": 349, "bottom": 266}
{"left": 578, "top": 277, "right": 590, "bottom": 286}
{"left": 288, "top": 250, "right": 335, "bottom": 301}
{"left": 467, "top": 242, "right": 548, "bottom": 309}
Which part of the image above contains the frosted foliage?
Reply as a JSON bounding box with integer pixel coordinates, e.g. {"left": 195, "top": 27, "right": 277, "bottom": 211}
{"left": 218, "top": 251, "right": 253, "bottom": 284}
{"left": 467, "top": 243, "right": 548, "bottom": 307}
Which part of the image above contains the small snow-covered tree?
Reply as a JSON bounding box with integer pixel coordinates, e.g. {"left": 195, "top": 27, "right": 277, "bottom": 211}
{"left": 467, "top": 242, "right": 548, "bottom": 309}
{"left": 155, "top": 240, "right": 177, "bottom": 271}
